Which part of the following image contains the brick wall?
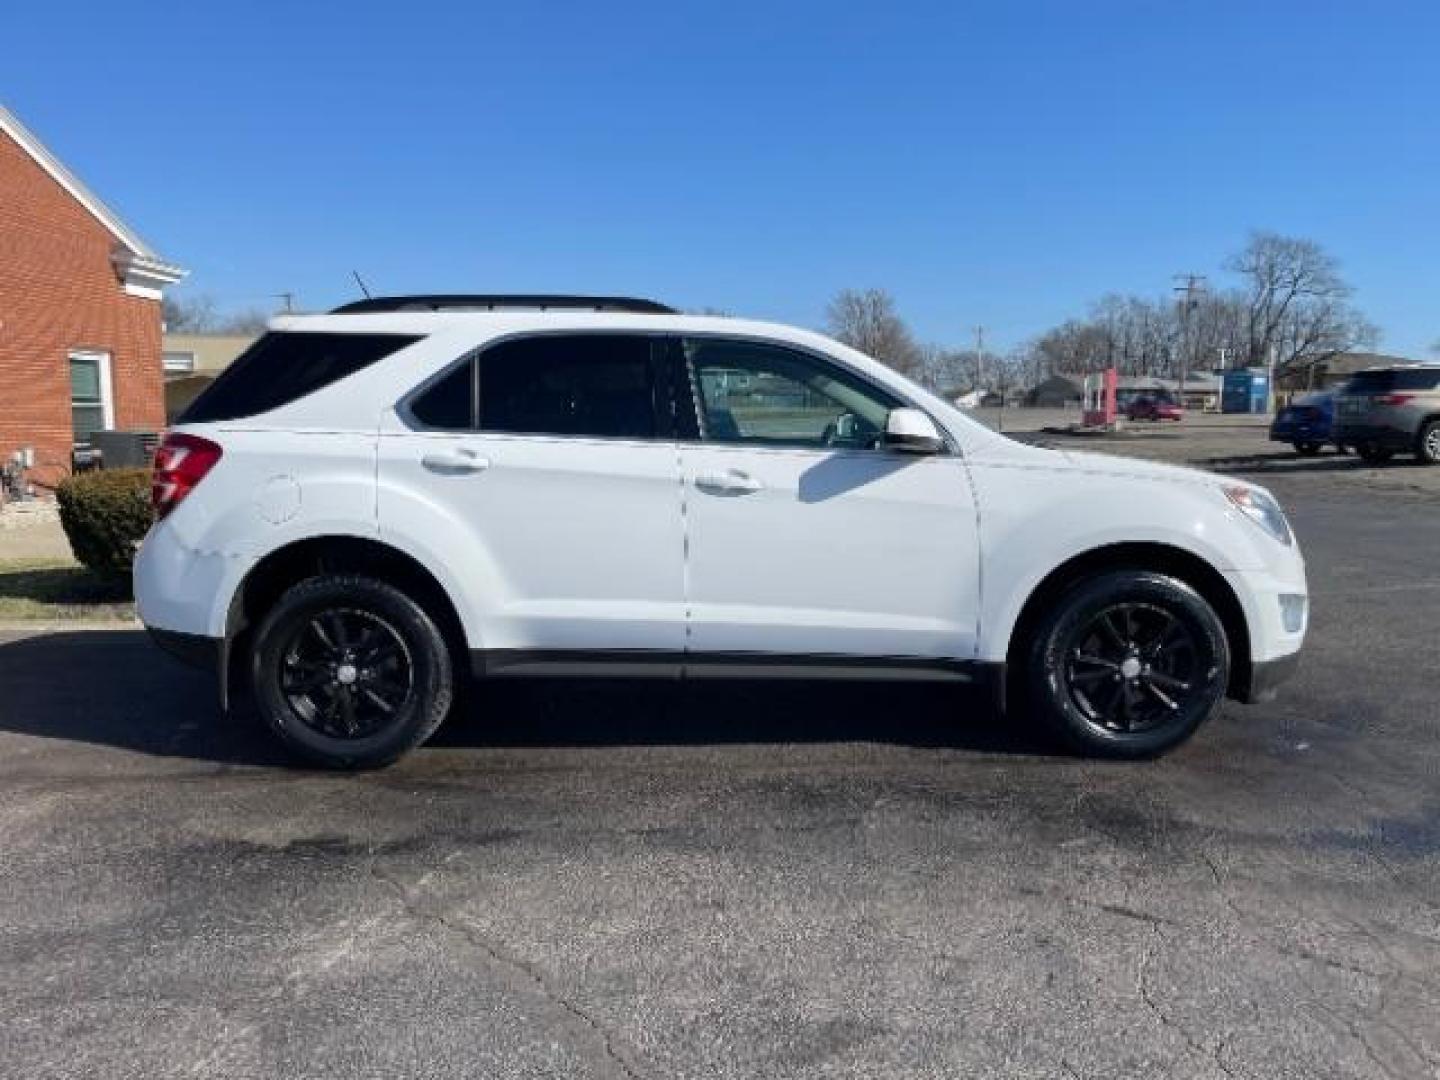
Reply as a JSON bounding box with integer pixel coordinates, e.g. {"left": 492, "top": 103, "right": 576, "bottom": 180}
{"left": 0, "top": 128, "right": 165, "bottom": 491}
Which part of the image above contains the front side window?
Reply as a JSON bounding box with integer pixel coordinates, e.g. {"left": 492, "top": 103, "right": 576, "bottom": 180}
{"left": 477, "top": 334, "right": 658, "bottom": 439}
{"left": 69, "top": 351, "right": 111, "bottom": 444}
{"left": 684, "top": 338, "right": 901, "bottom": 450}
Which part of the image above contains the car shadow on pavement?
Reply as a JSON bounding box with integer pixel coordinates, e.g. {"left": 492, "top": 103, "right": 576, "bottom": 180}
{"left": 436, "top": 678, "right": 1051, "bottom": 755}
{"left": 0, "top": 629, "right": 291, "bottom": 768}
{"left": 0, "top": 629, "right": 1056, "bottom": 767}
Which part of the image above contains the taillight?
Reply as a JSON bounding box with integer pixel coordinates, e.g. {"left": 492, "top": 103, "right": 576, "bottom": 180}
{"left": 1377, "top": 393, "right": 1415, "bottom": 407}
{"left": 151, "top": 433, "right": 223, "bottom": 519}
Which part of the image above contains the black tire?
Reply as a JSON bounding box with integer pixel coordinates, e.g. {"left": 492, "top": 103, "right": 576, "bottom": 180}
{"left": 250, "top": 574, "right": 454, "bottom": 769}
{"left": 1294, "top": 441, "right": 1322, "bottom": 456}
{"left": 1022, "top": 570, "right": 1230, "bottom": 759}
{"left": 1356, "top": 442, "right": 1393, "bottom": 465}
{"left": 1416, "top": 420, "right": 1440, "bottom": 466}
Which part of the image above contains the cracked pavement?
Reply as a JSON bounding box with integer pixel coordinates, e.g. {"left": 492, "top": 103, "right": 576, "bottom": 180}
{"left": 0, "top": 474, "right": 1437, "bottom": 1078}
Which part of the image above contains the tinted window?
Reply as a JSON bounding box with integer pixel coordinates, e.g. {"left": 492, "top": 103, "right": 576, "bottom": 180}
{"left": 181, "top": 332, "right": 422, "bottom": 423}
{"left": 1346, "top": 368, "right": 1440, "bottom": 393}
{"left": 684, "top": 338, "right": 901, "bottom": 449}
{"left": 411, "top": 360, "right": 476, "bottom": 429}
{"left": 478, "top": 335, "right": 656, "bottom": 438}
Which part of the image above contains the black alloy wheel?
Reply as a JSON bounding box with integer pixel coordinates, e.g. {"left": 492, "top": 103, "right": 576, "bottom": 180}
{"left": 279, "top": 608, "right": 414, "bottom": 740}
{"left": 251, "top": 575, "right": 454, "bottom": 769}
{"left": 1023, "top": 570, "right": 1230, "bottom": 758}
{"left": 1064, "top": 602, "right": 1201, "bottom": 735}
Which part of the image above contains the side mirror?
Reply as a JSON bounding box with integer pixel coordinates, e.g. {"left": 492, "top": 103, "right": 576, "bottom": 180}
{"left": 883, "top": 408, "right": 944, "bottom": 454}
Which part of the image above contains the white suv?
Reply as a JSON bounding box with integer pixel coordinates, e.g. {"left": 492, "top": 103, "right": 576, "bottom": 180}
{"left": 135, "top": 295, "right": 1307, "bottom": 768}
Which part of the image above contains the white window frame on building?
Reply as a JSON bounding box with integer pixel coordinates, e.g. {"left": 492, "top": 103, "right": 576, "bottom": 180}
{"left": 163, "top": 349, "right": 196, "bottom": 374}
{"left": 68, "top": 349, "right": 115, "bottom": 445}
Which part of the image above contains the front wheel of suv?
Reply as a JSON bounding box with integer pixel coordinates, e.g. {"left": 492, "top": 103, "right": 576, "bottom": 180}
{"left": 1416, "top": 420, "right": 1440, "bottom": 465}
{"left": 251, "top": 574, "right": 455, "bottom": 769}
{"left": 1023, "top": 570, "right": 1230, "bottom": 759}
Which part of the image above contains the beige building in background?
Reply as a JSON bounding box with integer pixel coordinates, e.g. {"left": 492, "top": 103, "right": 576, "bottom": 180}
{"left": 162, "top": 333, "right": 256, "bottom": 420}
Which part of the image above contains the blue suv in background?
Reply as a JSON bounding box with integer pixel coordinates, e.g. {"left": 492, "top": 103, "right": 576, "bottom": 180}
{"left": 1270, "top": 391, "right": 1340, "bottom": 455}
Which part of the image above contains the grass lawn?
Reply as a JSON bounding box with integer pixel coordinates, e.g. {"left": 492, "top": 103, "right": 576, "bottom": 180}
{"left": 0, "top": 559, "right": 135, "bottom": 622}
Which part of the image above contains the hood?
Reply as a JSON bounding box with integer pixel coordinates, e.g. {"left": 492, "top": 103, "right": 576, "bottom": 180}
{"left": 967, "top": 435, "right": 1227, "bottom": 488}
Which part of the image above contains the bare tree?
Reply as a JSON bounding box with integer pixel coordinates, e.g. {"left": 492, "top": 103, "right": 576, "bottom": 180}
{"left": 161, "top": 293, "right": 220, "bottom": 332}
{"left": 824, "top": 288, "right": 922, "bottom": 376}
{"left": 915, "top": 344, "right": 976, "bottom": 396}
{"left": 162, "top": 293, "right": 275, "bottom": 335}
{"left": 219, "top": 308, "right": 272, "bottom": 334}
{"left": 1228, "top": 231, "right": 1378, "bottom": 378}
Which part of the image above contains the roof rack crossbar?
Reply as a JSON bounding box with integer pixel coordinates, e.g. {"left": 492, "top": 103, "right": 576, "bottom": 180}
{"left": 330, "top": 294, "right": 677, "bottom": 315}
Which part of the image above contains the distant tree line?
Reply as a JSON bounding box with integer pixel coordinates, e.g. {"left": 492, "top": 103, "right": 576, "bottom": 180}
{"left": 162, "top": 293, "right": 272, "bottom": 335}
{"left": 824, "top": 232, "right": 1381, "bottom": 398}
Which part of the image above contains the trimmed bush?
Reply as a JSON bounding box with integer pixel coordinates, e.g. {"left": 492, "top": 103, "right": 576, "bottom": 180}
{"left": 56, "top": 468, "right": 152, "bottom": 580}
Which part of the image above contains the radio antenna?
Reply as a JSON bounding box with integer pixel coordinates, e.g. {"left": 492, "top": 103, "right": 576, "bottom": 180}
{"left": 351, "top": 270, "right": 373, "bottom": 299}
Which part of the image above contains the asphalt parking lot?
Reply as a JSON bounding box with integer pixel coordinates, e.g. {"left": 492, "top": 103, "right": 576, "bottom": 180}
{"left": 1, "top": 471, "right": 1437, "bottom": 1079}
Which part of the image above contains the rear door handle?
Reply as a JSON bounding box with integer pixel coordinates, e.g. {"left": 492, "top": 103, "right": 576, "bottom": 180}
{"left": 695, "top": 469, "right": 763, "bottom": 496}
{"left": 421, "top": 448, "right": 490, "bottom": 474}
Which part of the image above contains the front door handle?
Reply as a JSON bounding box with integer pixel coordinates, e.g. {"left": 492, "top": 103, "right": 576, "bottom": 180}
{"left": 695, "top": 469, "right": 763, "bottom": 496}
{"left": 421, "top": 448, "right": 491, "bottom": 474}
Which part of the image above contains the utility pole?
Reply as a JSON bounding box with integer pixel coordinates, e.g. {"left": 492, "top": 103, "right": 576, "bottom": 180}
{"left": 273, "top": 292, "right": 296, "bottom": 314}
{"left": 973, "top": 325, "right": 986, "bottom": 392}
{"left": 1173, "top": 274, "right": 1206, "bottom": 407}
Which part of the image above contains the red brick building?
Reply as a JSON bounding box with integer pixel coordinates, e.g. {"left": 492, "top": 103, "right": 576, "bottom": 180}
{"left": 0, "top": 105, "right": 184, "bottom": 491}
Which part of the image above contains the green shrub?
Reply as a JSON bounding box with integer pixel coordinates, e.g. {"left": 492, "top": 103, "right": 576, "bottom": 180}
{"left": 56, "top": 468, "right": 152, "bottom": 580}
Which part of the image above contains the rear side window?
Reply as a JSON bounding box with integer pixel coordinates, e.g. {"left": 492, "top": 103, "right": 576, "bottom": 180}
{"left": 180, "top": 332, "right": 422, "bottom": 423}
{"left": 482, "top": 335, "right": 656, "bottom": 438}
{"left": 1346, "top": 368, "right": 1440, "bottom": 393}
{"left": 410, "top": 334, "right": 659, "bottom": 439}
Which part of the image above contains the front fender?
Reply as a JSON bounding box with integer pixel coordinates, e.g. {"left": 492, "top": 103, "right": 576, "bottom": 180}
{"left": 971, "top": 460, "right": 1265, "bottom": 663}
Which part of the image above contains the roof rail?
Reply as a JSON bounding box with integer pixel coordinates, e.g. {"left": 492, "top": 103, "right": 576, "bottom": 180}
{"left": 330, "top": 294, "right": 677, "bottom": 315}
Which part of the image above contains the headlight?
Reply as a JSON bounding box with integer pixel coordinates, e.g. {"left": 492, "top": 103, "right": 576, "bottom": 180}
{"left": 1223, "top": 484, "right": 1294, "bottom": 547}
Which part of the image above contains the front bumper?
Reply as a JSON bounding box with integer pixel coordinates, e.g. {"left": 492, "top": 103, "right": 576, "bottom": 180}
{"left": 1237, "top": 651, "right": 1301, "bottom": 703}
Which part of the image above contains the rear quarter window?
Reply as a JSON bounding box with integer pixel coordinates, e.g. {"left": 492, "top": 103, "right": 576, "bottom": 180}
{"left": 180, "top": 331, "right": 423, "bottom": 423}
{"left": 1345, "top": 369, "right": 1440, "bottom": 393}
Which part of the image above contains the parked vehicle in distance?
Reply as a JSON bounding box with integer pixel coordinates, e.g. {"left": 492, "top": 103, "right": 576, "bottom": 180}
{"left": 1125, "top": 395, "right": 1184, "bottom": 422}
{"left": 135, "top": 295, "right": 1308, "bottom": 769}
{"left": 1334, "top": 365, "right": 1440, "bottom": 465}
{"left": 1270, "top": 391, "right": 1340, "bottom": 456}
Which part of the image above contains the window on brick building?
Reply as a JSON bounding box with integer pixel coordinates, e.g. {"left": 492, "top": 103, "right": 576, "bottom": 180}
{"left": 68, "top": 351, "right": 114, "bottom": 445}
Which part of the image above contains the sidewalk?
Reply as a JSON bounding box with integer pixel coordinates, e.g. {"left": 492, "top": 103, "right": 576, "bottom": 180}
{"left": 0, "top": 503, "right": 73, "bottom": 562}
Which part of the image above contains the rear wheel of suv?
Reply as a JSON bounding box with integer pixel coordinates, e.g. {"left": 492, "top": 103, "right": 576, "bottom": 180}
{"left": 1417, "top": 420, "right": 1440, "bottom": 465}
{"left": 1356, "top": 443, "right": 1394, "bottom": 465}
{"left": 250, "top": 575, "right": 455, "bottom": 769}
{"left": 1023, "top": 570, "right": 1230, "bottom": 759}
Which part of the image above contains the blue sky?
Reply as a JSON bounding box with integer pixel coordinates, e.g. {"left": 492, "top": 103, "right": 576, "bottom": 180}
{"left": 7, "top": 1, "right": 1438, "bottom": 355}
